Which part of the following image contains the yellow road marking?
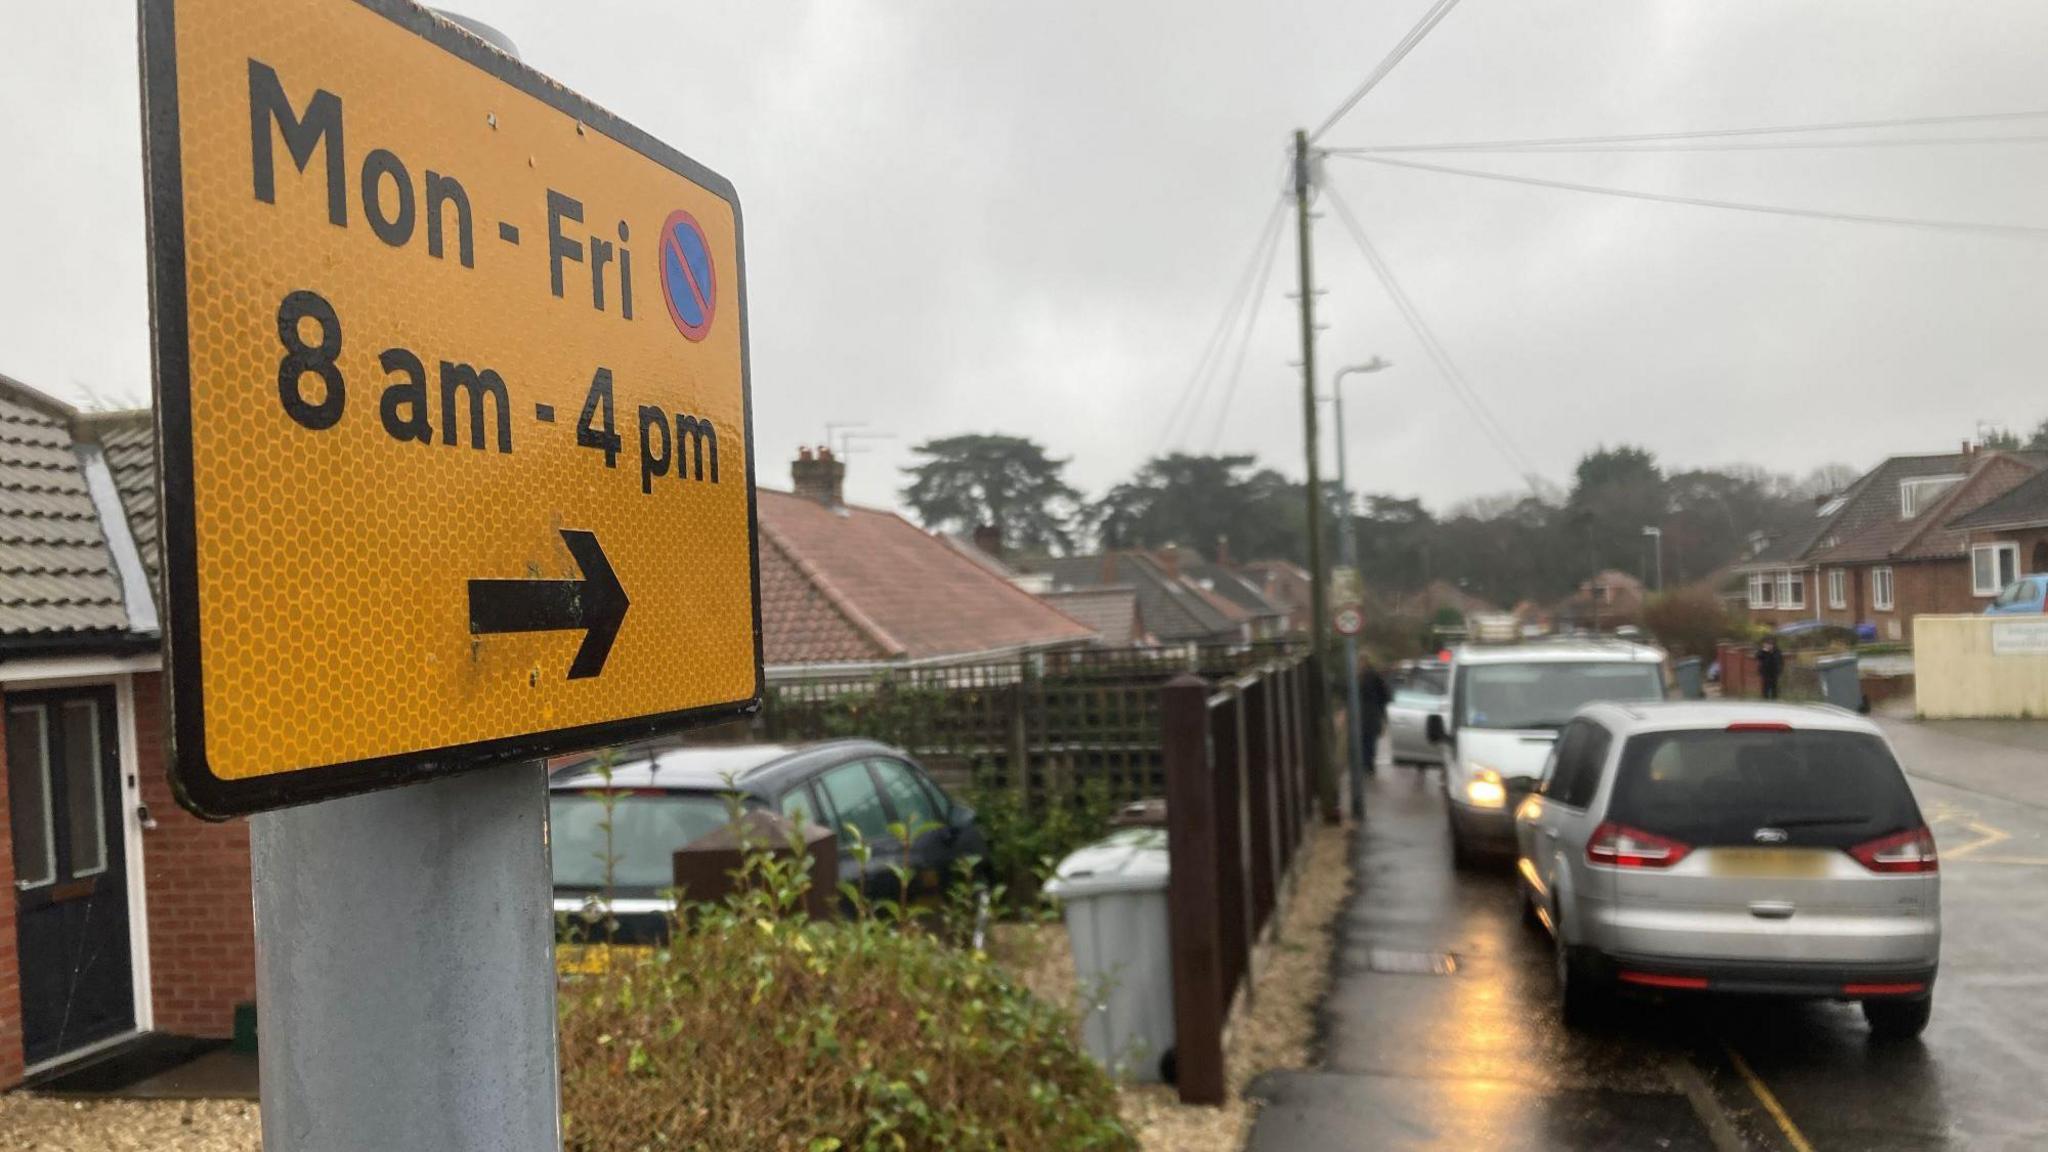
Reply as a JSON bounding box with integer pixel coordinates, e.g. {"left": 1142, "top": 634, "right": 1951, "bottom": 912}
{"left": 1955, "top": 854, "right": 2048, "bottom": 867}
{"left": 1943, "top": 820, "right": 2011, "bottom": 860}
{"left": 1726, "top": 1044, "right": 1817, "bottom": 1152}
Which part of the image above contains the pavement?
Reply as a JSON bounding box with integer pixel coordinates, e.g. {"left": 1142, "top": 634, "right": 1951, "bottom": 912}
{"left": 1247, "top": 718, "right": 2048, "bottom": 1152}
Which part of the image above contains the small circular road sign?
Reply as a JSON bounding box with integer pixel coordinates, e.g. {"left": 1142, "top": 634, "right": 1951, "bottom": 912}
{"left": 1334, "top": 605, "right": 1364, "bottom": 637}
{"left": 659, "top": 209, "right": 716, "bottom": 342}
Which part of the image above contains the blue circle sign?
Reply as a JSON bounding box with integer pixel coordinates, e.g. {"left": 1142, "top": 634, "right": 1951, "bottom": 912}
{"left": 658, "top": 210, "right": 716, "bottom": 342}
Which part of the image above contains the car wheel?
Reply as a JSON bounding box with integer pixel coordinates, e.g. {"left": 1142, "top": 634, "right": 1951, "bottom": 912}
{"left": 1863, "top": 996, "right": 1932, "bottom": 1041}
{"left": 1554, "top": 906, "right": 1606, "bottom": 1030}
{"left": 1519, "top": 876, "right": 1544, "bottom": 932}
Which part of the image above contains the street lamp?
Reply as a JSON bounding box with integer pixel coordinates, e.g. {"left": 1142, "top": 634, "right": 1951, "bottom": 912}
{"left": 1331, "top": 357, "right": 1391, "bottom": 805}
{"left": 1641, "top": 526, "right": 1664, "bottom": 593}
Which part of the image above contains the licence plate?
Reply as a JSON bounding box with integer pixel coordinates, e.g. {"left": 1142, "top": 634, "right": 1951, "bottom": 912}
{"left": 558, "top": 945, "right": 623, "bottom": 975}
{"left": 1707, "top": 848, "right": 1831, "bottom": 878}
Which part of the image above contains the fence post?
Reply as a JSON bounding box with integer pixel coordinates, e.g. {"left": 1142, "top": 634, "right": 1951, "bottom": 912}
{"left": 1007, "top": 660, "right": 1031, "bottom": 802}
{"left": 1290, "top": 660, "right": 1313, "bottom": 829}
{"left": 1210, "top": 689, "right": 1250, "bottom": 1006}
{"left": 1162, "top": 673, "right": 1225, "bottom": 1106}
{"left": 1242, "top": 676, "right": 1277, "bottom": 937}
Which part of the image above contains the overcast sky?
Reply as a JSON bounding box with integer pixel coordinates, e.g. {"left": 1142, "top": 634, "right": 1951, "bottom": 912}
{"left": 5, "top": 1, "right": 2047, "bottom": 514}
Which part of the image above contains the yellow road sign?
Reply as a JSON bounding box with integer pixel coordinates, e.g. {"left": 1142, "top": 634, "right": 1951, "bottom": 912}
{"left": 141, "top": 0, "right": 761, "bottom": 817}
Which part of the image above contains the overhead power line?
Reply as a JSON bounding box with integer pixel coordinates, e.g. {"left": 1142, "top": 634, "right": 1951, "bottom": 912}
{"left": 1157, "top": 197, "right": 1287, "bottom": 450}
{"left": 1319, "top": 180, "right": 1542, "bottom": 489}
{"left": 1323, "top": 108, "right": 2048, "bottom": 154}
{"left": 1330, "top": 132, "right": 2048, "bottom": 155}
{"left": 1309, "top": 0, "right": 1467, "bottom": 143}
{"left": 1204, "top": 215, "right": 1286, "bottom": 451}
{"left": 1329, "top": 152, "right": 2048, "bottom": 239}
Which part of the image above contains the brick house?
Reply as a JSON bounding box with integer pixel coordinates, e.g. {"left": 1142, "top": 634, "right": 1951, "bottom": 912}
{"left": 1945, "top": 466, "right": 2048, "bottom": 594}
{"left": 1046, "top": 547, "right": 1287, "bottom": 645}
{"left": 1551, "top": 569, "right": 1648, "bottom": 632}
{"left": 758, "top": 448, "right": 1097, "bottom": 667}
{"left": 0, "top": 377, "right": 253, "bottom": 1087}
{"left": 1737, "top": 447, "right": 2043, "bottom": 642}
{"left": 1237, "top": 560, "right": 1312, "bottom": 635}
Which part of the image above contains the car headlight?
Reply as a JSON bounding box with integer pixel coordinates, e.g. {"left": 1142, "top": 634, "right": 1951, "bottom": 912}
{"left": 1465, "top": 766, "right": 1507, "bottom": 809}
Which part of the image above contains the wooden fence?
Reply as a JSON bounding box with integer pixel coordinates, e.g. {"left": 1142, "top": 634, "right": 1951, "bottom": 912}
{"left": 1160, "top": 657, "right": 1316, "bottom": 1105}
{"left": 755, "top": 641, "right": 1303, "bottom": 806}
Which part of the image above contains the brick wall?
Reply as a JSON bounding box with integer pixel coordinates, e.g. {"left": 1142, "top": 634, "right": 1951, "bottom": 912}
{"left": 0, "top": 703, "right": 21, "bottom": 1086}
{"left": 1891, "top": 559, "right": 1977, "bottom": 642}
{"left": 134, "top": 672, "right": 255, "bottom": 1037}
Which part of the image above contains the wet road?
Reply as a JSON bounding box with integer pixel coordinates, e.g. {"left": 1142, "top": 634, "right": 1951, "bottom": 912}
{"left": 1246, "top": 717, "right": 2048, "bottom": 1152}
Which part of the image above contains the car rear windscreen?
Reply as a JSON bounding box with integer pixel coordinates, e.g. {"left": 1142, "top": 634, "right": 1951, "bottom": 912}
{"left": 551, "top": 793, "right": 740, "bottom": 890}
{"left": 1608, "top": 729, "right": 1921, "bottom": 849}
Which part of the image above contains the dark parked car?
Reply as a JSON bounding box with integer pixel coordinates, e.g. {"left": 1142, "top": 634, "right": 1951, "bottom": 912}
{"left": 550, "top": 739, "right": 987, "bottom": 941}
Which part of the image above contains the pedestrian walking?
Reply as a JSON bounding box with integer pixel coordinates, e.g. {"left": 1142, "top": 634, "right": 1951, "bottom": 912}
{"left": 1756, "top": 637, "right": 1784, "bottom": 700}
{"left": 1353, "top": 656, "right": 1391, "bottom": 818}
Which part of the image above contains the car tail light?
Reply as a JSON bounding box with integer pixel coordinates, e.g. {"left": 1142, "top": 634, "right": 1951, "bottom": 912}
{"left": 1726, "top": 722, "right": 1792, "bottom": 732}
{"left": 1849, "top": 826, "right": 1939, "bottom": 873}
{"left": 1619, "top": 971, "right": 1709, "bottom": 990}
{"left": 1843, "top": 982, "right": 1927, "bottom": 996}
{"left": 1587, "top": 822, "right": 1691, "bottom": 869}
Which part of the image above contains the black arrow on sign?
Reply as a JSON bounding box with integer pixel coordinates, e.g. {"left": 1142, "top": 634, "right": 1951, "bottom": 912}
{"left": 468, "top": 529, "right": 630, "bottom": 680}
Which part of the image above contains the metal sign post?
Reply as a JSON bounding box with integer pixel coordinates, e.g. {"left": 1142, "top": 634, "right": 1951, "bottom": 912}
{"left": 138, "top": 2, "right": 761, "bottom": 1147}
{"left": 252, "top": 766, "right": 558, "bottom": 1151}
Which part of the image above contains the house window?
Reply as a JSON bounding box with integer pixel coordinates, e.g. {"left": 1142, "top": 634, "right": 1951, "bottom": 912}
{"left": 1972, "top": 542, "right": 2020, "bottom": 597}
{"left": 1900, "top": 475, "right": 1964, "bottom": 519}
{"left": 1827, "top": 569, "right": 1847, "bottom": 610}
{"left": 1777, "top": 571, "right": 1805, "bottom": 610}
{"left": 1873, "top": 566, "right": 1895, "bottom": 612}
{"left": 1748, "top": 573, "right": 1775, "bottom": 609}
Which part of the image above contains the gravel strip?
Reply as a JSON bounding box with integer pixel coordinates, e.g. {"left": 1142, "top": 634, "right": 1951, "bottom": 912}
{"left": 0, "top": 1096, "right": 260, "bottom": 1152}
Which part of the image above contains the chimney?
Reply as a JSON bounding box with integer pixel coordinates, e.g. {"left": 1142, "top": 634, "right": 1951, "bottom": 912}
{"left": 1963, "top": 439, "right": 1979, "bottom": 460}
{"left": 972, "top": 523, "right": 1002, "bottom": 558}
{"left": 791, "top": 445, "right": 845, "bottom": 507}
{"left": 1159, "top": 544, "right": 1182, "bottom": 580}
{"left": 1215, "top": 534, "right": 1233, "bottom": 567}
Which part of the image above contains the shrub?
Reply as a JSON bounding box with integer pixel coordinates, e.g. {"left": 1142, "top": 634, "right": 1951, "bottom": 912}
{"left": 961, "top": 769, "right": 1116, "bottom": 910}
{"left": 1641, "top": 588, "right": 1741, "bottom": 660}
{"left": 558, "top": 833, "right": 1132, "bottom": 1152}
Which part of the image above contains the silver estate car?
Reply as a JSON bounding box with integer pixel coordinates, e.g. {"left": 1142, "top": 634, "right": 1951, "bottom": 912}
{"left": 1515, "top": 701, "right": 1940, "bottom": 1039}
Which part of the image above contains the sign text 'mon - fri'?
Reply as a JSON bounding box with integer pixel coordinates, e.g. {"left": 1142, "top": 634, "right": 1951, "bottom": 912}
{"left": 143, "top": 0, "right": 761, "bottom": 818}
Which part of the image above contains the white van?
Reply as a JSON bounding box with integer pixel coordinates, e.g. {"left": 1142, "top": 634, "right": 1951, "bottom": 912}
{"left": 1427, "top": 640, "right": 1667, "bottom": 867}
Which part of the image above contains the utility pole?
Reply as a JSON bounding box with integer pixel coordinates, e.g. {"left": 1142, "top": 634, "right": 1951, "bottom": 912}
{"left": 1642, "top": 525, "right": 1664, "bottom": 593}
{"left": 1293, "top": 129, "right": 1338, "bottom": 822}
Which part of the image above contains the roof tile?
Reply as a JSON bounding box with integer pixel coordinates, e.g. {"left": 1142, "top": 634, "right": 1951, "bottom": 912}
{"left": 759, "top": 490, "right": 1094, "bottom": 663}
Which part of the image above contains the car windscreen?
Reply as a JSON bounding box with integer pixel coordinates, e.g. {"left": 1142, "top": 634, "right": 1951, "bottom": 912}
{"left": 550, "top": 792, "right": 741, "bottom": 891}
{"left": 1607, "top": 729, "right": 1921, "bottom": 849}
{"left": 1406, "top": 667, "right": 1448, "bottom": 695}
{"left": 1456, "top": 662, "right": 1663, "bottom": 730}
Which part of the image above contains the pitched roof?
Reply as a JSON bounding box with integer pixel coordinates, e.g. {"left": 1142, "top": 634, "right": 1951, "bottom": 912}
{"left": 91, "top": 412, "right": 160, "bottom": 587}
{"left": 1047, "top": 551, "right": 1241, "bottom": 642}
{"left": 0, "top": 377, "right": 143, "bottom": 640}
{"left": 1174, "top": 553, "right": 1287, "bottom": 621}
{"left": 1805, "top": 451, "right": 2040, "bottom": 564}
{"left": 1040, "top": 587, "right": 1141, "bottom": 646}
{"left": 1947, "top": 465, "right": 2048, "bottom": 532}
{"left": 757, "top": 490, "right": 1094, "bottom": 665}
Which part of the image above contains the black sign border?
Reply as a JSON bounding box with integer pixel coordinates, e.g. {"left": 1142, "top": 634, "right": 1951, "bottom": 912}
{"left": 139, "top": 0, "right": 765, "bottom": 819}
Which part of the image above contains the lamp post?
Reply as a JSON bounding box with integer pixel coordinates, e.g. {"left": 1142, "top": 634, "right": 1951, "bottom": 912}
{"left": 1642, "top": 525, "right": 1664, "bottom": 593}
{"left": 1332, "top": 357, "right": 1391, "bottom": 806}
